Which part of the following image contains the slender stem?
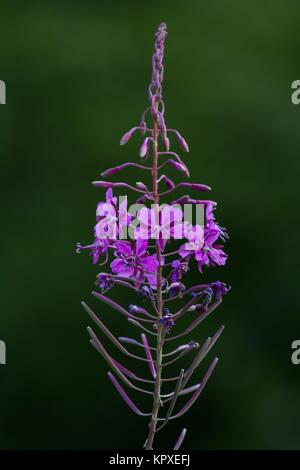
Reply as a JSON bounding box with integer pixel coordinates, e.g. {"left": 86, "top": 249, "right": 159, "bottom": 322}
{"left": 144, "top": 115, "right": 164, "bottom": 450}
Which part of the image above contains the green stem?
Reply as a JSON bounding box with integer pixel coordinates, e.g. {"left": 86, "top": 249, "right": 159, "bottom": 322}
{"left": 144, "top": 117, "right": 164, "bottom": 450}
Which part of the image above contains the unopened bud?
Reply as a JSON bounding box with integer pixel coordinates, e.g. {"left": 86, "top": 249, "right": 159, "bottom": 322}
{"left": 178, "top": 136, "right": 189, "bottom": 152}
{"left": 163, "top": 136, "right": 170, "bottom": 151}
{"left": 92, "top": 181, "right": 113, "bottom": 188}
{"left": 136, "top": 181, "right": 148, "bottom": 190}
{"left": 120, "top": 127, "right": 137, "bottom": 145}
{"left": 163, "top": 176, "right": 175, "bottom": 189}
{"left": 169, "top": 160, "right": 190, "bottom": 177}
{"left": 140, "top": 137, "right": 150, "bottom": 158}
{"left": 140, "top": 121, "right": 147, "bottom": 135}
{"left": 101, "top": 166, "right": 121, "bottom": 177}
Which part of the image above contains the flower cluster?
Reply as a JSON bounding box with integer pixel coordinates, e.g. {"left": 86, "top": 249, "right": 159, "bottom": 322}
{"left": 78, "top": 191, "right": 227, "bottom": 284}
{"left": 78, "top": 23, "right": 230, "bottom": 450}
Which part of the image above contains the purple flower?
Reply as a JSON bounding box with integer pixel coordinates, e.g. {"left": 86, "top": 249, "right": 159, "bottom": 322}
{"left": 168, "top": 281, "right": 186, "bottom": 298}
{"left": 158, "top": 308, "right": 175, "bottom": 332}
{"left": 178, "top": 224, "right": 204, "bottom": 258}
{"left": 76, "top": 239, "right": 109, "bottom": 265}
{"left": 190, "top": 303, "right": 207, "bottom": 314}
{"left": 179, "top": 223, "right": 227, "bottom": 272}
{"left": 211, "top": 281, "right": 231, "bottom": 300}
{"left": 195, "top": 234, "right": 227, "bottom": 273}
{"left": 138, "top": 285, "right": 155, "bottom": 301}
{"left": 110, "top": 239, "right": 159, "bottom": 288}
{"left": 97, "top": 273, "right": 114, "bottom": 293}
{"left": 206, "top": 202, "right": 228, "bottom": 242}
{"left": 79, "top": 22, "right": 230, "bottom": 451}
{"left": 202, "top": 287, "right": 214, "bottom": 302}
{"left": 96, "top": 189, "right": 131, "bottom": 240}
{"left": 189, "top": 287, "right": 213, "bottom": 312}
{"left": 170, "top": 259, "right": 189, "bottom": 282}
{"left": 205, "top": 201, "right": 215, "bottom": 224}
{"left": 78, "top": 188, "right": 133, "bottom": 264}
{"left": 191, "top": 287, "right": 213, "bottom": 304}
{"left": 134, "top": 205, "right": 186, "bottom": 250}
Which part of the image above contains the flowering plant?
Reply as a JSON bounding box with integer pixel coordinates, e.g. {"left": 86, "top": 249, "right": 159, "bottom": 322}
{"left": 78, "top": 23, "right": 230, "bottom": 450}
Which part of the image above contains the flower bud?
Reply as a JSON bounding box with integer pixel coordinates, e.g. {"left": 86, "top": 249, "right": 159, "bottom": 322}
{"left": 181, "top": 182, "right": 211, "bottom": 192}
{"left": 191, "top": 183, "right": 211, "bottom": 191}
{"left": 140, "top": 120, "right": 147, "bottom": 135}
{"left": 178, "top": 136, "right": 189, "bottom": 152}
{"left": 163, "top": 176, "right": 175, "bottom": 189}
{"left": 169, "top": 160, "right": 189, "bottom": 176}
{"left": 120, "top": 127, "right": 137, "bottom": 145}
{"left": 171, "top": 195, "right": 190, "bottom": 205}
{"left": 101, "top": 166, "right": 121, "bottom": 177}
{"left": 176, "top": 344, "right": 192, "bottom": 352}
{"left": 158, "top": 310, "right": 175, "bottom": 332}
{"left": 140, "top": 137, "right": 150, "bottom": 158}
{"left": 136, "top": 181, "right": 148, "bottom": 191}
{"left": 159, "top": 114, "right": 167, "bottom": 134}
{"left": 92, "top": 181, "right": 113, "bottom": 188}
{"left": 97, "top": 273, "right": 114, "bottom": 292}
{"left": 168, "top": 282, "right": 186, "bottom": 298}
{"left": 128, "top": 304, "right": 139, "bottom": 313}
{"left": 138, "top": 285, "right": 155, "bottom": 301}
{"left": 163, "top": 136, "right": 170, "bottom": 151}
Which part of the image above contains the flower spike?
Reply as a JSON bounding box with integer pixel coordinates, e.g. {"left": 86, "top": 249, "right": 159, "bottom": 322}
{"left": 78, "top": 22, "right": 230, "bottom": 450}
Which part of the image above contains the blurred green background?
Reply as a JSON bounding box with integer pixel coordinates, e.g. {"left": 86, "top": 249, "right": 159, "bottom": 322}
{"left": 1, "top": 0, "right": 300, "bottom": 449}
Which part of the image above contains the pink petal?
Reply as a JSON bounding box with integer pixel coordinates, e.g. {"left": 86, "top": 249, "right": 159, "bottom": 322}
{"left": 140, "top": 254, "right": 159, "bottom": 273}
{"left": 136, "top": 239, "right": 148, "bottom": 256}
{"left": 110, "top": 258, "right": 126, "bottom": 272}
{"left": 145, "top": 273, "right": 158, "bottom": 290}
{"left": 160, "top": 206, "right": 176, "bottom": 227}
{"left": 205, "top": 227, "right": 220, "bottom": 245}
{"left": 178, "top": 243, "right": 192, "bottom": 258}
{"left": 137, "top": 207, "right": 152, "bottom": 227}
{"left": 115, "top": 241, "right": 132, "bottom": 255}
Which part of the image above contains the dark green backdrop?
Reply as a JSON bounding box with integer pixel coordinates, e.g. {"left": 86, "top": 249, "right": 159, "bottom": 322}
{"left": 1, "top": 0, "right": 300, "bottom": 449}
